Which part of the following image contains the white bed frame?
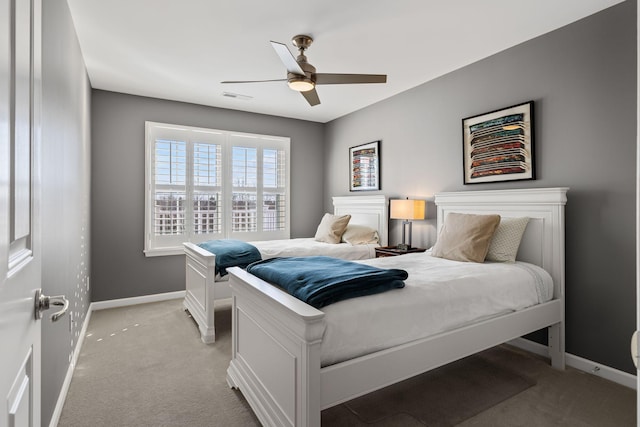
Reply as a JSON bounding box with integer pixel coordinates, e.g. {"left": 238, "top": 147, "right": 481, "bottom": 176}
{"left": 183, "top": 195, "right": 388, "bottom": 343}
{"left": 225, "top": 187, "right": 568, "bottom": 427}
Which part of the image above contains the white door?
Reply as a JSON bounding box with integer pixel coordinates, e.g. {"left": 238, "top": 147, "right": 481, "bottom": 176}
{"left": 0, "top": 0, "right": 52, "bottom": 425}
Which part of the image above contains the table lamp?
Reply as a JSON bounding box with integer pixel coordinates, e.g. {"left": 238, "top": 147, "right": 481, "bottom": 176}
{"left": 390, "top": 198, "right": 426, "bottom": 250}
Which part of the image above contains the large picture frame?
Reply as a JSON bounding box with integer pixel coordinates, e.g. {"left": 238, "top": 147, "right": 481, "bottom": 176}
{"left": 462, "top": 101, "right": 535, "bottom": 184}
{"left": 349, "top": 140, "right": 380, "bottom": 191}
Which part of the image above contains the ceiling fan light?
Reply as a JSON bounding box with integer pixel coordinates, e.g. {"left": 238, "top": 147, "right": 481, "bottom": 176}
{"left": 288, "top": 78, "right": 315, "bottom": 92}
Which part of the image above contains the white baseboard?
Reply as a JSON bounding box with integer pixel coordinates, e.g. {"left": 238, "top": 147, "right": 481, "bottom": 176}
{"left": 509, "top": 338, "right": 637, "bottom": 390}
{"left": 91, "top": 290, "right": 185, "bottom": 311}
{"left": 49, "top": 307, "right": 93, "bottom": 427}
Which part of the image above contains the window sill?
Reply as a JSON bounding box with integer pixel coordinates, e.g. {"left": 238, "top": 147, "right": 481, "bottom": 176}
{"left": 144, "top": 247, "right": 184, "bottom": 257}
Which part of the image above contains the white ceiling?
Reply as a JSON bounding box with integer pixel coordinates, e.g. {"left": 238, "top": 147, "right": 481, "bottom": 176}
{"left": 66, "top": 0, "right": 625, "bottom": 123}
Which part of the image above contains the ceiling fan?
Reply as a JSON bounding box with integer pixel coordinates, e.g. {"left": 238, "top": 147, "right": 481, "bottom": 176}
{"left": 221, "top": 35, "right": 387, "bottom": 106}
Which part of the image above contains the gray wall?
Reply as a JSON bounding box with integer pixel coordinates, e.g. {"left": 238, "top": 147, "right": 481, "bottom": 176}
{"left": 91, "top": 91, "right": 324, "bottom": 301}
{"left": 41, "top": 0, "right": 92, "bottom": 425}
{"left": 90, "top": 2, "right": 636, "bottom": 375}
{"left": 325, "top": 1, "right": 636, "bottom": 374}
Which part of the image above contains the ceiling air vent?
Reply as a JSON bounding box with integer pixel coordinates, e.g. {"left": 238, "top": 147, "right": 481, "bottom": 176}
{"left": 222, "top": 92, "right": 253, "bottom": 101}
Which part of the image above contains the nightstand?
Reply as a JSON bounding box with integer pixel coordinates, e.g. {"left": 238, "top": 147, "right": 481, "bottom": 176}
{"left": 375, "top": 246, "right": 427, "bottom": 258}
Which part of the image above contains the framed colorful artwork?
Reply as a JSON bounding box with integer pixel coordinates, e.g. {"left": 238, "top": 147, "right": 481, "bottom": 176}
{"left": 349, "top": 140, "right": 380, "bottom": 191}
{"left": 462, "top": 101, "right": 535, "bottom": 184}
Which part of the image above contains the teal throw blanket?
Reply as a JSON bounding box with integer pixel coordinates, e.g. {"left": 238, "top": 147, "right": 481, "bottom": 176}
{"left": 197, "top": 239, "right": 262, "bottom": 276}
{"left": 246, "top": 256, "right": 407, "bottom": 308}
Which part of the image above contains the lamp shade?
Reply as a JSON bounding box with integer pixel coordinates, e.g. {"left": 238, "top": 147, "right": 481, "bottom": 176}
{"left": 390, "top": 199, "right": 425, "bottom": 220}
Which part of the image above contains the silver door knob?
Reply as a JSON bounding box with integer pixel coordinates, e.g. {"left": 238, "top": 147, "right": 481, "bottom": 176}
{"left": 34, "top": 289, "right": 69, "bottom": 322}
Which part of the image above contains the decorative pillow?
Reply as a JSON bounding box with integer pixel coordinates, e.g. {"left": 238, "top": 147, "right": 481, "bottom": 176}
{"left": 431, "top": 213, "right": 501, "bottom": 263}
{"left": 314, "top": 213, "right": 351, "bottom": 244}
{"left": 485, "top": 217, "right": 530, "bottom": 262}
{"left": 341, "top": 224, "right": 379, "bottom": 245}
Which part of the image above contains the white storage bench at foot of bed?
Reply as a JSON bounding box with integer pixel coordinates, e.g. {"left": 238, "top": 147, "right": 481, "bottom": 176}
{"left": 225, "top": 187, "right": 568, "bottom": 427}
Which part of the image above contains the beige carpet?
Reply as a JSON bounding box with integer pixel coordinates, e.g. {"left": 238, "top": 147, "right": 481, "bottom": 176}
{"left": 58, "top": 299, "right": 636, "bottom": 426}
{"left": 58, "top": 299, "right": 260, "bottom": 427}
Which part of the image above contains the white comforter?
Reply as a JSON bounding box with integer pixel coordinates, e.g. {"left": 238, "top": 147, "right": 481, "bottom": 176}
{"left": 214, "top": 238, "right": 378, "bottom": 281}
{"left": 253, "top": 238, "right": 377, "bottom": 260}
{"left": 320, "top": 252, "right": 553, "bottom": 366}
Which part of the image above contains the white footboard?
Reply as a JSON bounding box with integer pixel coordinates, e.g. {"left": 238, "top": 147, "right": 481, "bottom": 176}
{"left": 183, "top": 242, "right": 232, "bottom": 343}
{"left": 226, "top": 267, "right": 325, "bottom": 427}
{"left": 226, "top": 267, "right": 565, "bottom": 427}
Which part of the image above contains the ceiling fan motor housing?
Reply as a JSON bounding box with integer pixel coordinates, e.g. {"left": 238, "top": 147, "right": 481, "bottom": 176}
{"left": 292, "top": 34, "right": 313, "bottom": 51}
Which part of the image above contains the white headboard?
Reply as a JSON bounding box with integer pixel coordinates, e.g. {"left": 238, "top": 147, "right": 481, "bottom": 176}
{"left": 434, "top": 187, "right": 568, "bottom": 300}
{"left": 332, "top": 195, "right": 389, "bottom": 246}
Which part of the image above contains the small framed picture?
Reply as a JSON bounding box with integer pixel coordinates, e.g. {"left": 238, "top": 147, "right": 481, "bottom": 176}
{"left": 462, "top": 101, "right": 535, "bottom": 184}
{"left": 349, "top": 140, "right": 380, "bottom": 191}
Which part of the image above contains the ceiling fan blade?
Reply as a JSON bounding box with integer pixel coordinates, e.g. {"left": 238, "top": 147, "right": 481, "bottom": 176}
{"left": 271, "top": 41, "right": 305, "bottom": 75}
{"left": 221, "top": 79, "right": 287, "bottom": 84}
{"left": 301, "top": 88, "right": 320, "bottom": 106}
{"left": 315, "top": 73, "right": 387, "bottom": 85}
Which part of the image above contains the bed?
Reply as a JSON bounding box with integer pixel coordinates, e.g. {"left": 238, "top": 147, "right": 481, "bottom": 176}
{"left": 183, "top": 195, "right": 388, "bottom": 343}
{"left": 225, "top": 187, "right": 568, "bottom": 427}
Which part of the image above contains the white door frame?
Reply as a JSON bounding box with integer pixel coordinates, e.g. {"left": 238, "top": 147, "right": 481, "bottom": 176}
{"left": 0, "top": 0, "right": 43, "bottom": 426}
{"left": 636, "top": 1, "right": 639, "bottom": 422}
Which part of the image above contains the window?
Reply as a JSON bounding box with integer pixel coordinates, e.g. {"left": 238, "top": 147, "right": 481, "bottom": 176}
{"left": 144, "top": 122, "right": 290, "bottom": 256}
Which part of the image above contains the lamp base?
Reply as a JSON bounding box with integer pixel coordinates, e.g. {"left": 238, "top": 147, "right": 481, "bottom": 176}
{"left": 398, "top": 220, "right": 413, "bottom": 251}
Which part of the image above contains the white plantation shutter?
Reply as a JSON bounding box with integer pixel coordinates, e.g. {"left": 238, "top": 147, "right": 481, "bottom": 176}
{"left": 231, "top": 144, "right": 258, "bottom": 233}
{"left": 144, "top": 122, "right": 290, "bottom": 256}
{"left": 153, "top": 139, "right": 186, "bottom": 237}
{"left": 227, "top": 134, "right": 289, "bottom": 241}
{"left": 263, "top": 147, "right": 286, "bottom": 232}
{"left": 193, "top": 141, "right": 223, "bottom": 236}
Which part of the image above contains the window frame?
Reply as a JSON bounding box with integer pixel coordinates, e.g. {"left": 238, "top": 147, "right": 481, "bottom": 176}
{"left": 144, "top": 121, "right": 290, "bottom": 257}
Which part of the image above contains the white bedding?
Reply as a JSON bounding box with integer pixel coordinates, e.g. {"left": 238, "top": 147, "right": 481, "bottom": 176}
{"left": 253, "top": 238, "right": 377, "bottom": 260}
{"left": 320, "top": 252, "right": 553, "bottom": 366}
{"left": 214, "top": 238, "right": 378, "bottom": 281}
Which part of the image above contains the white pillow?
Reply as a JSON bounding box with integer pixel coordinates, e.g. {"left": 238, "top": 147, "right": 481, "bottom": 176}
{"left": 341, "top": 224, "right": 379, "bottom": 245}
{"left": 485, "top": 217, "right": 530, "bottom": 262}
{"left": 314, "top": 213, "right": 351, "bottom": 244}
